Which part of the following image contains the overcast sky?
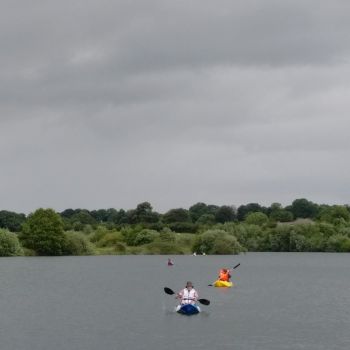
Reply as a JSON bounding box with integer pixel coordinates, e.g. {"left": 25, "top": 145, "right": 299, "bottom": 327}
{"left": 1, "top": 0, "right": 350, "bottom": 214}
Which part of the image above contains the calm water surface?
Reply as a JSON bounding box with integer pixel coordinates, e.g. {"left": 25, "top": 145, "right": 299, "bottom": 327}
{"left": 0, "top": 253, "right": 349, "bottom": 350}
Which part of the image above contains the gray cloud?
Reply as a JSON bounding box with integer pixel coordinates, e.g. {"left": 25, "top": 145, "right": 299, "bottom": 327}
{"left": 1, "top": 0, "right": 350, "bottom": 213}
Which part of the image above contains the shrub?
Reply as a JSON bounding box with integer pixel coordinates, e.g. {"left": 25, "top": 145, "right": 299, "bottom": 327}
{"left": 307, "top": 234, "right": 327, "bottom": 252}
{"left": 23, "top": 248, "right": 36, "bottom": 256}
{"left": 193, "top": 229, "right": 244, "bottom": 255}
{"left": 270, "top": 226, "right": 293, "bottom": 251}
{"left": 193, "top": 230, "right": 218, "bottom": 254}
{"left": 121, "top": 227, "right": 141, "bottom": 246}
{"left": 211, "top": 235, "right": 243, "bottom": 254}
{"left": 326, "top": 234, "right": 350, "bottom": 252}
{"left": 338, "top": 226, "right": 350, "bottom": 237}
{"left": 144, "top": 241, "right": 184, "bottom": 254}
{"left": 317, "top": 222, "right": 336, "bottom": 238}
{"left": 64, "top": 232, "right": 94, "bottom": 255}
{"left": 159, "top": 229, "right": 176, "bottom": 242}
{"left": 320, "top": 205, "right": 350, "bottom": 224}
{"left": 176, "top": 233, "right": 196, "bottom": 252}
{"left": 222, "top": 222, "right": 264, "bottom": 250}
{"left": 0, "top": 229, "right": 24, "bottom": 256}
{"left": 241, "top": 224, "right": 267, "bottom": 251}
{"left": 113, "top": 242, "right": 127, "bottom": 253}
{"left": 245, "top": 212, "right": 269, "bottom": 226}
{"left": 289, "top": 232, "right": 310, "bottom": 251}
{"left": 83, "top": 225, "right": 94, "bottom": 235}
{"left": 96, "top": 232, "right": 123, "bottom": 247}
{"left": 134, "top": 229, "right": 158, "bottom": 246}
{"left": 89, "top": 226, "right": 109, "bottom": 243}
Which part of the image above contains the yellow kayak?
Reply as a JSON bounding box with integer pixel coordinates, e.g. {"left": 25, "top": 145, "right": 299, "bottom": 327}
{"left": 213, "top": 280, "right": 234, "bottom": 288}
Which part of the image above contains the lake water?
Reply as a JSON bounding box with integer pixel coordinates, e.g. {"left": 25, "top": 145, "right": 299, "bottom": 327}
{"left": 0, "top": 253, "right": 349, "bottom": 350}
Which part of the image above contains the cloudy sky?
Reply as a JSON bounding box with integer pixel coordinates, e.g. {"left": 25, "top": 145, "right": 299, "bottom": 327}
{"left": 1, "top": 0, "right": 350, "bottom": 214}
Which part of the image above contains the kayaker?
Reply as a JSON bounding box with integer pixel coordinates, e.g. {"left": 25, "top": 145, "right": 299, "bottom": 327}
{"left": 218, "top": 268, "right": 231, "bottom": 282}
{"left": 167, "top": 258, "right": 174, "bottom": 266}
{"left": 176, "top": 281, "right": 199, "bottom": 305}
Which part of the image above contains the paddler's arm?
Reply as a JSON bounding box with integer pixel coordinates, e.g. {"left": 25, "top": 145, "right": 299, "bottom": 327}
{"left": 175, "top": 291, "right": 183, "bottom": 299}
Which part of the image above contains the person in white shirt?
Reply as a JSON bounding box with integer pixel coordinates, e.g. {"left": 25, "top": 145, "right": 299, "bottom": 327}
{"left": 176, "top": 281, "right": 199, "bottom": 305}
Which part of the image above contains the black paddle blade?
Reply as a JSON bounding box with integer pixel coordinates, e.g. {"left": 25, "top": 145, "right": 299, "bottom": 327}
{"left": 164, "top": 287, "right": 175, "bottom": 295}
{"left": 233, "top": 263, "right": 240, "bottom": 269}
{"left": 198, "top": 298, "right": 210, "bottom": 306}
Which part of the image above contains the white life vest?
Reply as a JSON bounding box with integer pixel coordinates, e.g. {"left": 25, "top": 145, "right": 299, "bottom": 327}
{"left": 180, "top": 288, "right": 198, "bottom": 305}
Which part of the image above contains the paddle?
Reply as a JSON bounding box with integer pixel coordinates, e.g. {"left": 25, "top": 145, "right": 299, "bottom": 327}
{"left": 164, "top": 287, "right": 210, "bottom": 306}
{"left": 208, "top": 263, "right": 240, "bottom": 286}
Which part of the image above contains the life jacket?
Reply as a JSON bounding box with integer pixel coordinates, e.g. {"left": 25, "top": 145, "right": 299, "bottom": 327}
{"left": 219, "top": 269, "right": 230, "bottom": 282}
{"left": 180, "top": 288, "right": 198, "bottom": 305}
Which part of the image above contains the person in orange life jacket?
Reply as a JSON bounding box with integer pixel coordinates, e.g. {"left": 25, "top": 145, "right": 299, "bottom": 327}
{"left": 176, "top": 281, "right": 199, "bottom": 305}
{"left": 218, "top": 268, "right": 231, "bottom": 282}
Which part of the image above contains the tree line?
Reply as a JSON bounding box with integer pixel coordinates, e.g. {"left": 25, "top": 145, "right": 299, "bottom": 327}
{"left": 1, "top": 198, "right": 350, "bottom": 256}
{"left": 2, "top": 198, "right": 347, "bottom": 233}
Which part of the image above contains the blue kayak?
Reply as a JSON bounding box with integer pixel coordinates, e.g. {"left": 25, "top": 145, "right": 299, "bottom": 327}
{"left": 176, "top": 304, "right": 200, "bottom": 316}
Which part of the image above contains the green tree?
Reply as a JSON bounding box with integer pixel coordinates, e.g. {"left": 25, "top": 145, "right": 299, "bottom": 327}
{"left": 189, "top": 202, "right": 210, "bottom": 222}
{"left": 70, "top": 210, "right": 97, "bottom": 227}
{"left": 163, "top": 208, "right": 191, "bottom": 224}
{"left": 168, "top": 222, "right": 198, "bottom": 233}
{"left": 268, "top": 202, "right": 283, "bottom": 213}
{"left": 106, "top": 208, "right": 128, "bottom": 225}
{"left": 20, "top": 208, "right": 67, "bottom": 256}
{"left": 0, "top": 228, "right": 24, "bottom": 256}
{"left": 125, "top": 209, "right": 138, "bottom": 224}
{"left": 290, "top": 198, "right": 318, "bottom": 219}
{"left": 90, "top": 209, "right": 109, "bottom": 222}
{"left": 196, "top": 214, "right": 216, "bottom": 225}
{"left": 268, "top": 203, "right": 294, "bottom": 222}
{"left": 0, "top": 210, "right": 26, "bottom": 232}
{"left": 237, "top": 203, "right": 265, "bottom": 221}
{"left": 134, "top": 202, "right": 160, "bottom": 223}
{"left": 60, "top": 208, "right": 76, "bottom": 219}
{"left": 215, "top": 205, "right": 236, "bottom": 223}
